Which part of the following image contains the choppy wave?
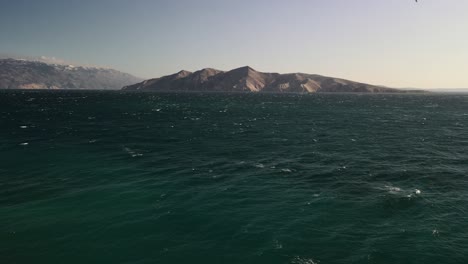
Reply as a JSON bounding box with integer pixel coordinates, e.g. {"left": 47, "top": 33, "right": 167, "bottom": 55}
{"left": 1, "top": 91, "right": 468, "bottom": 263}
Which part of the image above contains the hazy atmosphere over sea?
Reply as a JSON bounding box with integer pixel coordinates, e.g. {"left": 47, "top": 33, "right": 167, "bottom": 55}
{"left": 1, "top": 90, "right": 468, "bottom": 263}
{"left": 1, "top": 0, "right": 468, "bottom": 89}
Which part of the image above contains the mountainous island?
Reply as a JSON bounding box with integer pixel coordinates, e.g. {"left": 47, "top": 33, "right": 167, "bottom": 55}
{"left": 0, "top": 58, "right": 142, "bottom": 90}
{"left": 123, "top": 66, "right": 419, "bottom": 93}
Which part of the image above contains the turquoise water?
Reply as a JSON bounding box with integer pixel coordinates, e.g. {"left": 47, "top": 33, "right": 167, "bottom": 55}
{"left": 1, "top": 90, "right": 468, "bottom": 263}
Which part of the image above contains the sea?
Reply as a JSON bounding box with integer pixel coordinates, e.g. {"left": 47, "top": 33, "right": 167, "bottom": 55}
{"left": 1, "top": 90, "right": 467, "bottom": 264}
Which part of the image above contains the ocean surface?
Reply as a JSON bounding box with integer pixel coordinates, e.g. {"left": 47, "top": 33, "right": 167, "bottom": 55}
{"left": 1, "top": 90, "right": 468, "bottom": 264}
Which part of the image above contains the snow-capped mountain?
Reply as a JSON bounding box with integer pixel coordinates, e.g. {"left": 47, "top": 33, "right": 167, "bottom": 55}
{"left": 0, "top": 58, "right": 142, "bottom": 90}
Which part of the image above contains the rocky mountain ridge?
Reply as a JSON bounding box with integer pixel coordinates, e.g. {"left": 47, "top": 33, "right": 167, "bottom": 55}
{"left": 0, "top": 58, "right": 142, "bottom": 90}
{"left": 123, "top": 66, "right": 416, "bottom": 93}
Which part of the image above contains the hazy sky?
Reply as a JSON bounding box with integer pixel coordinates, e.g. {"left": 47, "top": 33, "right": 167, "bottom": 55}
{"left": 1, "top": 0, "right": 467, "bottom": 88}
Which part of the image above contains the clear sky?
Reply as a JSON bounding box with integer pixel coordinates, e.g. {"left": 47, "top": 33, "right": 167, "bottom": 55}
{"left": 1, "top": 0, "right": 467, "bottom": 88}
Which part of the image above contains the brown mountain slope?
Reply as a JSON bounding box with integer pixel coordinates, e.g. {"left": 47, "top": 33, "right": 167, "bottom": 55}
{"left": 123, "top": 66, "right": 418, "bottom": 93}
{"left": 205, "top": 66, "right": 279, "bottom": 92}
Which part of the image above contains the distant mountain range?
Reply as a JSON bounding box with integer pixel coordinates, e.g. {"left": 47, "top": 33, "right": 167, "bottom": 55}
{"left": 0, "top": 58, "right": 142, "bottom": 90}
{"left": 123, "top": 66, "right": 421, "bottom": 93}
{"left": 0, "top": 59, "right": 425, "bottom": 93}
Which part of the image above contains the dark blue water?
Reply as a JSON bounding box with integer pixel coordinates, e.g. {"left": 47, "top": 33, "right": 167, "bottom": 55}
{"left": 1, "top": 90, "right": 468, "bottom": 263}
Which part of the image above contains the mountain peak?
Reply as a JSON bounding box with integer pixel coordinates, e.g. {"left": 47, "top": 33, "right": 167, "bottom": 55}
{"left": 197, "top": 68, "right": 223, "bottom": 75}
{"left": 232, "top": 66, "right": 257, "bottom": 73}
{"left": 176, "top": 70, "right": 192, "bottom": 77}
